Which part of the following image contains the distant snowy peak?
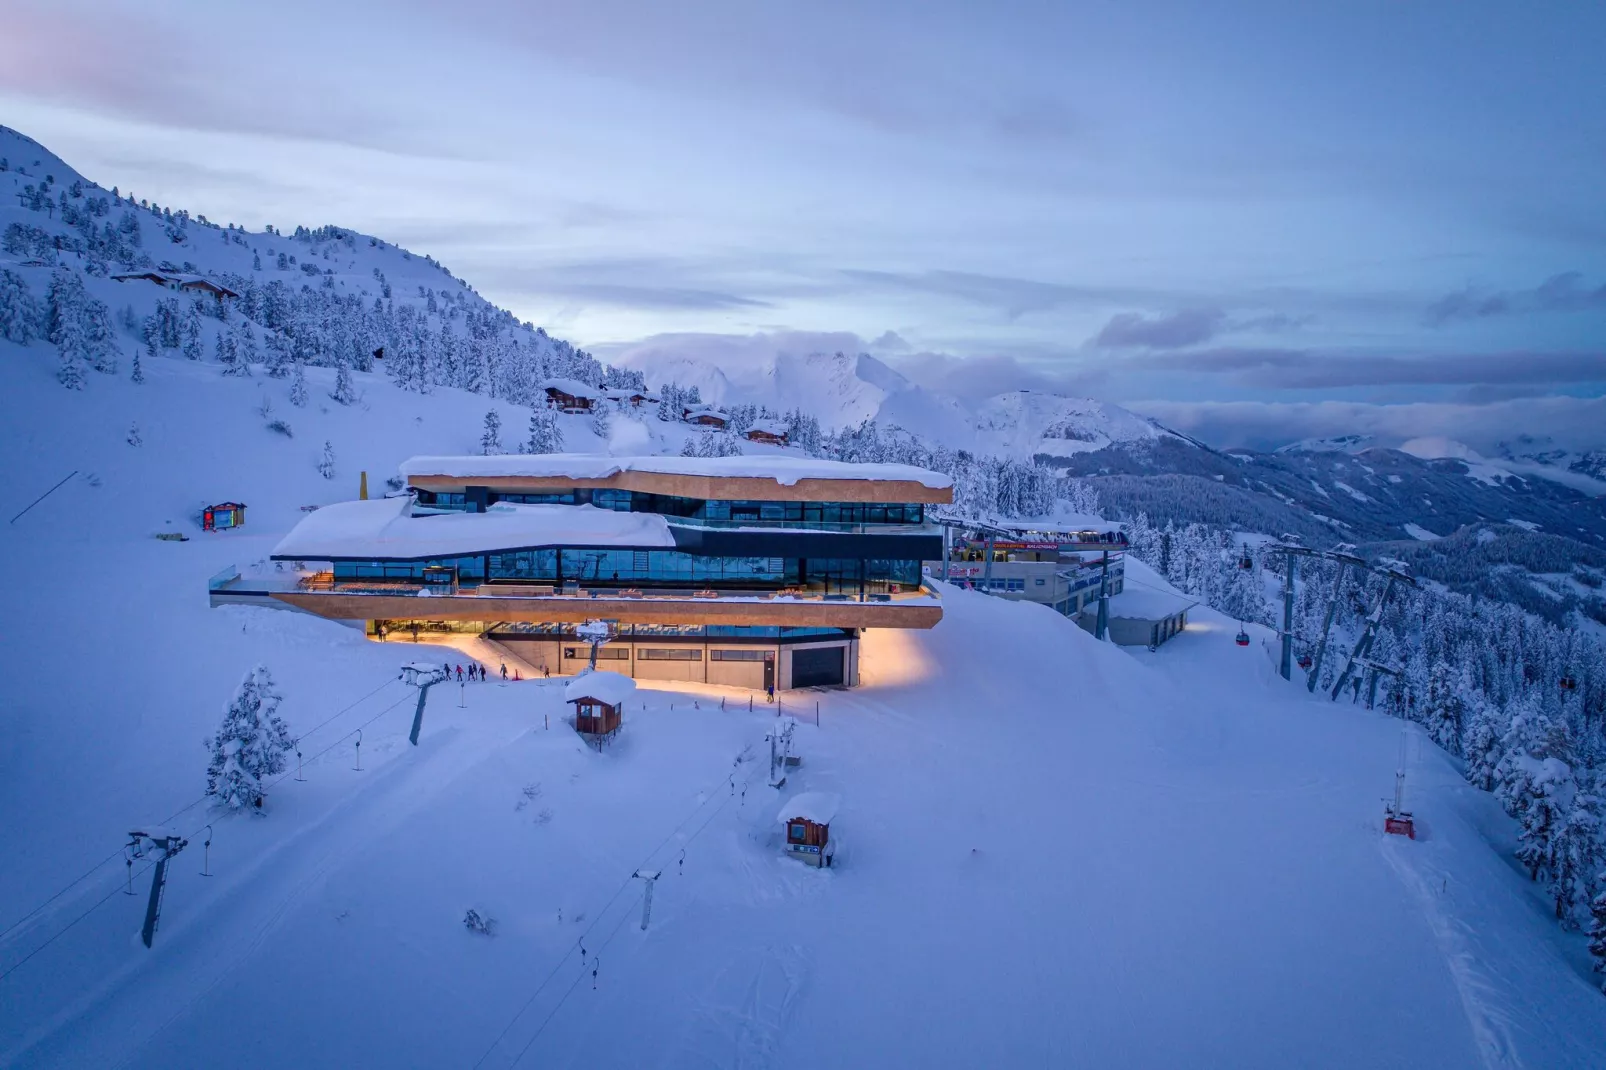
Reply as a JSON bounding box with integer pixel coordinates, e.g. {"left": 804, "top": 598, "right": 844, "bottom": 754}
{"left": 973, "top": 392, "right": 1180, "bottom": 463}
{"left": 1275, "top": 433, "right": 1374, "bottom": 455}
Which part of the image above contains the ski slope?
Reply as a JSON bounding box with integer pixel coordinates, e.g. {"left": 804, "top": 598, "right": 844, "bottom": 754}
{"left": 3, "top": 342, "right": 1606, "bottom": 1068}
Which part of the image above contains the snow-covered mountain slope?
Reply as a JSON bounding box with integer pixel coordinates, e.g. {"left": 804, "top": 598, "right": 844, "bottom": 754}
{"left": 4, "top": 336, "right": 1606, "bottom": 1065}
{"left": 972, "top": 390, "right": 1180, "bottom": 462}
{"left": 1275, "top": 433, "right": 1374, "bottom": 455}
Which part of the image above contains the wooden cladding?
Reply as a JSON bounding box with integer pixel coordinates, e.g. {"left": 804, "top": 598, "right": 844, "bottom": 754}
{"left": 407, "top": 471, "right": 953, "bottom": 505}
{"left": 272, "top": 591, "right": 943, "bottom": 630}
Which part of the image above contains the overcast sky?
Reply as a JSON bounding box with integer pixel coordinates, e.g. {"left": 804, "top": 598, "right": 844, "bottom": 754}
{"left": 3, "top": 0, "right": 1603, "bottom": 445}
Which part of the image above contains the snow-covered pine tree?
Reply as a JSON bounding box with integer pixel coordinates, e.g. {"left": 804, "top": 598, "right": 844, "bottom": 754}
{"left": 127, "top": 422, "right": 141, "bottom": 446}
{"left": 130, "top": 346, "right": 144, "bottom": 384}
{"left": 329, "top": 362, "right": 357, "bottom": 405}
{"left": 263, "top": 329, "right": 290, "bottom": 378}
{"left": 47, "top": 272, "right": 88, "bottom": 389}
{"left": 317, "top": 441, "right": 336, "bottom": 479}
{"left": 81, "top": 296, "right": 118, "bottom": 373}
{"left": 480, "top": 409, "right": 502, "bottom": 455}
{"left": 1589, "top": 881, "right": 1606, "bottom": 991}
{"left": 1462, "top": 701, "right": 1502, "bottom": 791}
{"left": 679, "top": 436, "right": 699, "bottom": 457}
{"left": 589, "top": 402, "right": 612, "bottom": 440}
{"left": 289, "top": 361, "right": 309, "bottom": 407}
{"left": 216, "top": 327, "right": 245, "bottom": 376}
{"left": 180, "top": 303, "right": 203, "bottom": 361}
{"left": 204, "top": 665, "right": 294, "bottom": 811}
{"left": 1549, "top": 801, "right": 1598, "bottom": 923}
{"left": 235, "top": 321, "right": 259, "bottom": 368}
{"left": 0, "top": 268, "right": 40, "bottom": 343}
{"left": 1423, "top": 660, "right": 1465, "bottom": 753}
{"left": 525, "top": 409, "right": 563, "bottom": 454}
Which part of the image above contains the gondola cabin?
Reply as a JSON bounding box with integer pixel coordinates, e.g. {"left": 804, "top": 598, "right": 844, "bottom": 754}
{"left": 565, "top": 670, "right": 635, "bottom": 745}
{"left": 202, "top": 502, "right": 246, "bottom": 532}
{"left": 777, "top": 792, "right": 839, "bottom": 868}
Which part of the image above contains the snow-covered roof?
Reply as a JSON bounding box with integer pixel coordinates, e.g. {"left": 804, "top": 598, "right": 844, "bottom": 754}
{"left": 685, "top": 406, "right": 730, "bottom": 421}
{"left": 540, "top": 378, "right": 605, "bottom": 400}
{"left": 271, "top": 497, "right": 674, "bottom": 560}
{"left": 565, "top": 670, "right": 636, "bottom": 707}
{"left": 602, "top": 387, "right": 652, "bottom": 400}
{"left": 777, "top": 791, "right": 840, "bottom": 826}
{"left": 1103, "top": 589, "right": 1197, "bottom": 621}
{"left": 400, "top": 454, "right": 953, "bottom": 489}
{"left": 745, "top": 418, "right": 789, "bottom": 437}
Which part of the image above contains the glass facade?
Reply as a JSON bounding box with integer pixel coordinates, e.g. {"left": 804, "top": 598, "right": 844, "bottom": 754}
{"left": 416, "top": 486, "right": 925, "bottom": 529}
{"left": 333, "top": 556, "right": 486, "bottom": 581}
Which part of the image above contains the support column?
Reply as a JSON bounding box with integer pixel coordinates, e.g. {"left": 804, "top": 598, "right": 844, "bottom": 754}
{"left": 1279, "top": 552, "right": 1295, "bottom": 681}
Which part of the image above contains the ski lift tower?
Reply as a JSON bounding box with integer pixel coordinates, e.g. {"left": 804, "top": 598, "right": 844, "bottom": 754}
{"left": 400, "top": 662, "right": 446, "bottom": 745}
{"left": 575, "top": 619, "right": 613, "bottom": 671}
{"left": 126, "top": 827, "right": 189, "bottom": 947}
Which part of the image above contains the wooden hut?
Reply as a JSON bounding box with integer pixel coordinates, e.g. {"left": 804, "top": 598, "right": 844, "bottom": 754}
{"left": 202, "top": 502, "right": 246, "bottom": 532}
{"left": 684, "top": 406, "right": 730, "bottom": 429}
{"left": 540, "top": 378, "right": 604, "bottom": 413}
{"left": 743, "top": 418, "right": 789, "bottom": 446}
{"left": 776, "top": 792, "right": 839, "bottom": 867}
{"left": 565, "top": 670, "right": 636, "bottom": 744}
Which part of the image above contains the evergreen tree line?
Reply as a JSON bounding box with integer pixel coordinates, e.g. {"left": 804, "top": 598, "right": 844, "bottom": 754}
{"left": 1121, "top": 512, "right": 1606, "bottom": 985}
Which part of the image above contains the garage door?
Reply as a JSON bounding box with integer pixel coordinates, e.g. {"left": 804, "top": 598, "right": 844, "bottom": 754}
{"left": 790, "top": 645, "right": 845, "bottom": 688}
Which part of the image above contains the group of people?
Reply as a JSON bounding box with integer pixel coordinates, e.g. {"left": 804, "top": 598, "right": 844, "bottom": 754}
{"left": 443, "top": 661, "right": 543, "bottom": 682}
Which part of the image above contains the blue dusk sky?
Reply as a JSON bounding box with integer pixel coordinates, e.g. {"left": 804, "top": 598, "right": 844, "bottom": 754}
{"left": 3, "top": 0, "right": 1603, "bottom": 445}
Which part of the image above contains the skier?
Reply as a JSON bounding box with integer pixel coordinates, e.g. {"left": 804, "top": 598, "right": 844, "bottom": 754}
{"left": 500, "top": 663, "right": 508, "bottom": 681}
{"left": 513, "top": 668, "right": 521, "bottom": 681}
{"left": 542, "top": 665, "right": 550, "bottom": 680}
{"left": 456, "top": 665, "right": 464, "bottom": 682}
{"left": 443, "top": 662, "right": 451, "bottom": 680}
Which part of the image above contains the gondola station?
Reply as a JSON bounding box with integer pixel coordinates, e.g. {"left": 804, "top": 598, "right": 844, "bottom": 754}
{"left": 565, "top": 670, "right": 635, "bottom": 745}
{"left": 777, "top": 792, "right": 839, "bottom": 867}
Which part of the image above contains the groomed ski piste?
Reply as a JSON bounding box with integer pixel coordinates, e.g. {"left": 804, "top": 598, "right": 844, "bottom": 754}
{"left": 4, "top": 350, "right": 1606, "bottom": 1069}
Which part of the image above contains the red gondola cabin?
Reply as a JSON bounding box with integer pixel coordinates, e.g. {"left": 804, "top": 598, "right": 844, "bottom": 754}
{"left": 202, "top": 502, "right": 246, "bottom": 532}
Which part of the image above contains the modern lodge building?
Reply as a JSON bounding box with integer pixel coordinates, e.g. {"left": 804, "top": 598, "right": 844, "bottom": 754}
{"left": 256, "top": 455, "right": 952, "bottom": 690}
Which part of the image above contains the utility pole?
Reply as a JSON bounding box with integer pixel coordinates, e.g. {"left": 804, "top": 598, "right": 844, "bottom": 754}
{"left": 408, "top": 672, "right": 443, "bottom": 746}
{"left": 982, "top": 533, "right": 995, "bottom": 591}
{"left": 1279, "top": 552, "right": 1296, "bottom": 681}
{"left": 940, "top": 522, "right": 950, "bottom": 582}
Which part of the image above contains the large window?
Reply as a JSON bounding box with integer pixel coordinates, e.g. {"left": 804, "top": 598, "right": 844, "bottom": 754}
{"left": 489, "top": 549, "right": 558, "bottom": 580}
{"left": 639, "top": 647, "right": 701, "bottom": 661}
{"left": 552, "top": 491, "right": 923, "bottom": 528}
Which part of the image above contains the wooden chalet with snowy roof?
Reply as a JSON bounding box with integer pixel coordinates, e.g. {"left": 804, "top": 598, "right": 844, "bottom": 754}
{"left": 566, "top": 670, "right": 635, "bottom": 743}
{"left": 683, "top": 405, "right": 730, "bottom": 429}
{"left": 603, "top": 387, "right": 656, "bottom": 408}
{"left": 777, "top": 792, "right": 839, "bottom": 867}
{"left": 540, "top": 378, "right": 604, "bottom": 413}
{"left": 111, "top": 271, "right": 238, "bottom": 301}
{"left": 743, "top": 418, "right": 789, "bottom": 446}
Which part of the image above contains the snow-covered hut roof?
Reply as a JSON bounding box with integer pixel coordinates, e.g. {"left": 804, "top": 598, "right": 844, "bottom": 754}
{"left": 400, "top": 454, "right": 953, "bottom": 489}
{"left": 745, "top": 418, "right": 789, "bottom": 438}
{"left": 1101, "top": 589, "right": 1197, "bottom": 621}
{"left": 602, "top": 387, "right": 653, "bottom": 401}
{"left": 685, "top": 406, "right": 730, "bottom": 421}
{"left": 565, "top": 670, "right": 636, "bottom": 707}
{"left": 776, "top": 792, "right": 841, "bottom": 826}
{"left": 540, "top": 378, "right": 605, "bottom": 401}
{"left": 271, "top": 496, "right": 674, "bottom": 560}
